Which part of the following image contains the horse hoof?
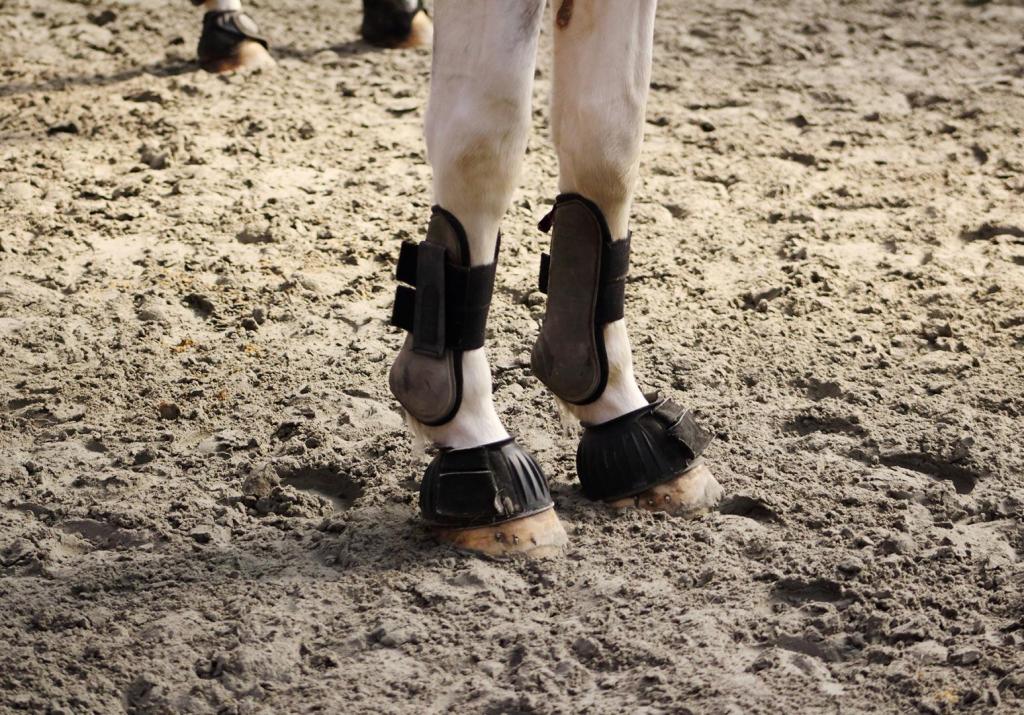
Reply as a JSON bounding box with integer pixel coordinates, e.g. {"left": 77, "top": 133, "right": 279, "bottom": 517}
{"left": 433, "top": 507, "right": 568, "bottom": 558}
{"left": 362, "top": 6, "right": 432, "bottom": 49}
{"left": 396, "top": 9, "right": 432, "bottom": 48}
{"left": 198, "top": 10, "right": 275, "bottom": 74}
{"left": 200, "top": 40, "right": 275, "bottom": 74}
{"left": 607, "top": 462, "right": 723, "bottom": 517}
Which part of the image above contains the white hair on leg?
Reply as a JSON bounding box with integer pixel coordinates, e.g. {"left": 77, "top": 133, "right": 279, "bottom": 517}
{"left": 550, "top": 0, "right": 657, "bottom": 239}
{"left": 426, "top": 0, "right": 546, "bottom": 267}
{"left": 411, "top": 349, "right": 510, "bottom": 450}
{"left": 403, "top": 412, "right": 431, "bottom": 459}
{"left": 547, "top": 0, "right": 657, "bottom": 426}
{"left": 394, "top": 1, "right": 545, "bottom": 451}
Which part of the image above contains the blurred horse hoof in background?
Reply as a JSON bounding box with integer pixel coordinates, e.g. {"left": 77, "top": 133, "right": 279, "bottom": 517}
{"left": 361, "top": 0, "right": 433, "bottom": 49}
{"left": 197, "top": 8, "right": 275, "bottom": 73}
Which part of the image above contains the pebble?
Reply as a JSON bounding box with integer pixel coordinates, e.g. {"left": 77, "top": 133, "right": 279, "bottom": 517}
{"left": 189, "top": 526, "right": 215, "bottom": 544}
{"left": 524, "top": 291, "right": 546, "bottom": 307}
{"left": 478, "top": 660, "right": 503, "bottom": 678}
{"left": 183, "top": 293, "right": 215, "bottom": 317}
{"left": 157, "top": 402, "right": 180, "bottom": 420}
{"left": 837, "top": 557, "right": 864, "bottom": 577}
{"left": 138, "top": 144, "right": 169, "bottom": 170}
{"left": 133, "top": 448, "right": 157, "bottom": 465}
{"left": 136, "top": 306, "right": 167, "bottom": 324}
{"left": 293, "top": 273, "right": 322, "bottom": 293}
{"left": 949, "top": 647, "right": 982, "bottom": 666}
{"left": 236, "top": 223, "right": 276, "bottom": 244}
{"left": 88, "top": 9, "right": 116, "bottom": 26}
{"left": 906, "top": 639, "right": 948, "bottom": 665}
{"left": 371, "top": 624, "right": 415, "bottom": 648}
{"left": 242, "top": 463, "right": 279, "bottom": 499}
{"left": 878, "top": 533, "right": 915, "bottom": 555}
{"left": 572, "top": 637, "right": 600, "bottom": 659}
{"left": 5, "top": 182, "right": 38, "bottom": 201}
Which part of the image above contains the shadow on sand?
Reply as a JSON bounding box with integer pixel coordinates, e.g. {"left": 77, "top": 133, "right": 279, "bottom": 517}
{"left": 1, "top": 39, "right": 389, "bottom": 98}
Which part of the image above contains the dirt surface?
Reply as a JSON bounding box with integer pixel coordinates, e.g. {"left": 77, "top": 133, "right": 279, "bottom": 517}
{"left": 2, "top": 0, "right": 1024, "bottom": 712}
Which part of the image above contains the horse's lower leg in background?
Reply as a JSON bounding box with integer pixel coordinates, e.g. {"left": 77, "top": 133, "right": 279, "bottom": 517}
{"left": 360, "top": 0, "right": 433, "bottom": 49}
{"left": 536, "top": 0, "right": 722, "bottom": 514}
{"left": 192, "top": 0, "right": 431, "bottom": 74}
{"left": 193, "top": 0, "right": 275, "bottom": 73}
{"left": 388, "top": 0, "right": 566, "bottom": 555}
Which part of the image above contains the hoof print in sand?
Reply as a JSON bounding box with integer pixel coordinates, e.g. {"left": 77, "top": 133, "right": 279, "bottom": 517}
{"left": 771, "top": 577, "right": 848, "bottom": 605}
{"left": 240, "top": 462, "right": 363, "bottom": 518}
{"left": 718, "top": 494, "right": 783, "bottom": 524}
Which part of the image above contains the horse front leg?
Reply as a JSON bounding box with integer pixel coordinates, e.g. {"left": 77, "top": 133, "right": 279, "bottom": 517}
{"left": 535, "top": 0, "right": 723, "bottom": 515}
{"left": 388, "top": 0, "right": 567, "bottom": 556}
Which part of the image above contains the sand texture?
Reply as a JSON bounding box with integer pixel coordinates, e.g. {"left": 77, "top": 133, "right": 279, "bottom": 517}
{"left": 2, "top": 0, "right": 1023, "bottom": 712}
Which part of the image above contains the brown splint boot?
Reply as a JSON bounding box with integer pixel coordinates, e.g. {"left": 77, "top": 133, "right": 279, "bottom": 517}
{"left": 197, "top": 10, "right": 274, "bottom": 73}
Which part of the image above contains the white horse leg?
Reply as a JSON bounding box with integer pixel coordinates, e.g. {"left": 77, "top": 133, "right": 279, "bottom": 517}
{"left": 547, "top": 0, "right": 721, "bottom": 514}
{"left": 389, "top": 0, "right": 566, "bottom": 556}
{"left": 408, "top": 0, "right": 546, "bottom": 451}
{"left": 548, "top": 0, "right": 655, "bottom": 425}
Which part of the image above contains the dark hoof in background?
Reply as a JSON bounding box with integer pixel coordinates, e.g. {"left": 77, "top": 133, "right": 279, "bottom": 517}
{"left": 197, "top": 10, "right": 275, "bottom": 73}
{"left": 361, "top": 0, "right": 432, "bottom": 48}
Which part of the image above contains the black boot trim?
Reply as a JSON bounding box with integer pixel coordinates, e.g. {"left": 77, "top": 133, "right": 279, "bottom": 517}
{"left": 420, "top": 438, "right": 554, "bottom": 527}
{"left": 576, "top": 393, "right": 712, "bottom": 502}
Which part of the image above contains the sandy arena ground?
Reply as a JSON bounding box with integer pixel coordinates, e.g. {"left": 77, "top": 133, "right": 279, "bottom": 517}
{"left": 2, "top": 0, "right": 1023, "bottom": 712}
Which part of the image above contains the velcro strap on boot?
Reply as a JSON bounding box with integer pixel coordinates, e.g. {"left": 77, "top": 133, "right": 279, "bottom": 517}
{"left": 420, "top": 438, "right": 554, "bottom": 527}
{"left": 531, "top": 193, "right": 631, "bottom": 405}
{"left": 575, "top": 393, "right": 712, "bottom": 502}
{"left": 651, "top": 394, "right": 713, "bottom": 456}
{"left": 388, "top": 207, "right": 498, "bottom": 427}
{"left": 390, "top": 240, "right": 498, "bottom": 355}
